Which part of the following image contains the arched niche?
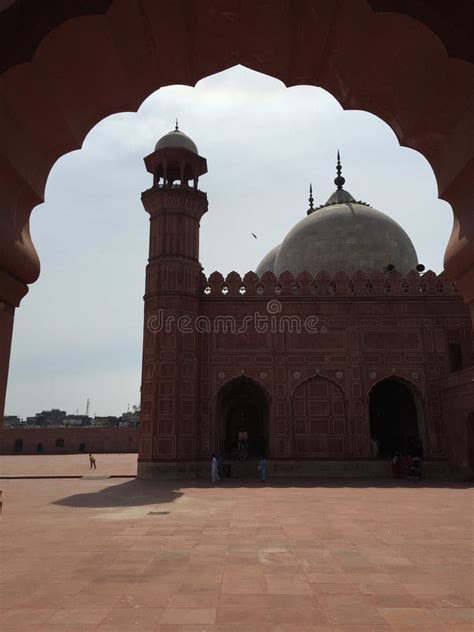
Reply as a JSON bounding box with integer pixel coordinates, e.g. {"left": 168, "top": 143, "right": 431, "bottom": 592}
{"left": 292, "top": 374, "right": 347, "bottom": 457}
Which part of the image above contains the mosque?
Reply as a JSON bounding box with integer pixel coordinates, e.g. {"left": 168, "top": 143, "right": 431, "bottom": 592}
{"left": 137, "top": 125, "right": 473, "bottom": 478}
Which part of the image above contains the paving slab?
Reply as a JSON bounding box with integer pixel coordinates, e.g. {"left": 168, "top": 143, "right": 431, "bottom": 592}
{"left": 0, "top": 455, "right": 473, "bottom": 631}
{"left": 0, "top": 453, "right": 138, "bottom": 477}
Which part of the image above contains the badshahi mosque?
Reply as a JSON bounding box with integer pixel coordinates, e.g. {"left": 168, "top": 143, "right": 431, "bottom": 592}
{"left": 136, "top": 126, "right": 473, "bottom": 478}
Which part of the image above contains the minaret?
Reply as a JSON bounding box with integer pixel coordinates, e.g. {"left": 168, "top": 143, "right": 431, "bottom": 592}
{"left": 138, "top": 124, "right": 208, "bottom": 477}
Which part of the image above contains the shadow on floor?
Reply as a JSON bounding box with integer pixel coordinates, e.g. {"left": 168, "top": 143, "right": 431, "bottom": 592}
{"left": 53, "top": 478, "right": 183, "bottom": 508}
{"left": 53, "top": 475, "right": 473, "bottom": 510}
{"left": 186, "top": 477, "right": 474, "bottom": 490}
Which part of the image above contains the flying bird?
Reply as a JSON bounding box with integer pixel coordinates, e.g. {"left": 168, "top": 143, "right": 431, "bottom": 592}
{"left": 251, "top": 233, "right": 257, "bottom": 239}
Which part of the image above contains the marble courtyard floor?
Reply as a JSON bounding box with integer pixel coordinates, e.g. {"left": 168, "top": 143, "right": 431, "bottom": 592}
{"left": 0, "top": 455, "right": 473, "bottom": 631}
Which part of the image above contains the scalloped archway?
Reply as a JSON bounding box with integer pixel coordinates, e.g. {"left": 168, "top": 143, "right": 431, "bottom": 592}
{"left": 369, "top": 376, "right": 425, "bottom": 459}
{"left": 217, "top": 375, "right": 269, "bottom": 459}
{"left": 0, "top": 0, "right": 473, "bottom": 419}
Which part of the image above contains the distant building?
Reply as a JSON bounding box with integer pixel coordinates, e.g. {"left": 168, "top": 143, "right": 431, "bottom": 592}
{"left": 3, "top": 416, "right": 22, "bottom": 427}
{"left": 119, "top": 410, "right": 140, "bottom": 428}
{"left": 1, "top": 411, "right": 139, "bottom": 455}
{"left": 27, "top": 409, "right": 67, "bottom": 427}
{"left": 64, "top": 415, "right": 91, "bottom": 427}
{"left": 92, "top": 416, "right": 119, "bottom": 428}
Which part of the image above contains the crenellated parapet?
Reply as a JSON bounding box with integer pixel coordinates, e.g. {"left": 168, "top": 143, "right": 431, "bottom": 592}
{"left": 200, "top": 269, "right": 458, "bottom": 298}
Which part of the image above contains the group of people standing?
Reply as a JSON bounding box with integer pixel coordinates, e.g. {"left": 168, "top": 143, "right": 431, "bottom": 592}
{"left": 211, "top": 454, "right": 267, "bottom": 483}
{"left": 392, "top": 451, "right": 423, "bottom": 480}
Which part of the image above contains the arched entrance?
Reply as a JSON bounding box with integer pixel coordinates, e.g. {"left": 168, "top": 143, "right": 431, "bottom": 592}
{"left": 217, "top": 376, "right": 268, "bottom": 459}
{"left": 369, "top": 377, "right": 423, "bottom": 458}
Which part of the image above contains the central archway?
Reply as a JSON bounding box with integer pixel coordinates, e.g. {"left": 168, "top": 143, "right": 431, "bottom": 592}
{"left": 369, "top": 377, "right": 423, "bottom": 458}
{"left": 217, "top": 376, "right": 269, "bottom": 459}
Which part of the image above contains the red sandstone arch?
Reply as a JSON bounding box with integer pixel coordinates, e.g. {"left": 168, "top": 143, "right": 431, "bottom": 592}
{"left": 368, "top": 375, "right": 427, "bottom": 457}
{"left": 216, "top": 374, "right": 270, "bottom": 457}
{"left": 368, "top": 373, "right": 424, "bottom": 402}
{"left": 0, "top": 0, "right": 473, "bottom": 419}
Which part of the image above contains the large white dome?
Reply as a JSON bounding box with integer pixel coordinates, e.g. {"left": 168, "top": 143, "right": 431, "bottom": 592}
{"left": 255, "top": 244, "right": 280, "bottom": 276}
{"left": 256, "top": 156, "right": 419, "bottom": 277}
{"left": 274, "top": 202, "right": 418, "bottom": 276}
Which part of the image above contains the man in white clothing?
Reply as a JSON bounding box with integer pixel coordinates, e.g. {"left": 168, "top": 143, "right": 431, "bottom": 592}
{"left": 211, "top": 454, "right": 220, "bottom": 483}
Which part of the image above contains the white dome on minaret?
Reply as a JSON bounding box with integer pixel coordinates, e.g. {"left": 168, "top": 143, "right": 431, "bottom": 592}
{"left": 154, "top": 120, "right": 198, "bottom": 154}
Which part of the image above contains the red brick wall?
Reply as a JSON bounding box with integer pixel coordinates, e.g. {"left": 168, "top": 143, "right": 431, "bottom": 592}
{"left": 0, "top": 427, "right": 138, "bottom": 455}
{"left": 140, "top": 269, "right": 473, "bottom": 465}
{"left": 440, "top": 366, "right": 474, "bottom": 476}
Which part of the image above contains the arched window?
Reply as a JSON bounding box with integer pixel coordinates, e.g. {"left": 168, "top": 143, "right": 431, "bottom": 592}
{"left": 55, "top": 438, "right": 65, "bottom": 449}
{"left": 36, "top": 442, "right": 43, "bottom": 453}
{"left": 14, "top": 438, "right": 23, "bottom": 453}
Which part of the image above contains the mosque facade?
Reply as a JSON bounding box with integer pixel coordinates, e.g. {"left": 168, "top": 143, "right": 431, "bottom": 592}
{"left": 137, "top": 127, "right": 473, "bottom": 478}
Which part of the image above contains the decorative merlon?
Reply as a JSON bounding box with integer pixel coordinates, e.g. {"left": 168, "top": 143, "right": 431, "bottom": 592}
{"left": 200, "top": 269, "right": 457, "bottom": 298}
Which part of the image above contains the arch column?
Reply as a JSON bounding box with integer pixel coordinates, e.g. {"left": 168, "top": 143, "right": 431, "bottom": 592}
{"left": 0, "top": 302, "right": 14, "bottom": 423}
{"left": 443, "top": 178, "right": 474, "bottom": 325}
{"left": 0, "top": 270, "right": 30, "bottom": 423}
{"left": 0, "top": 129, "right": 42, "bottom": 422}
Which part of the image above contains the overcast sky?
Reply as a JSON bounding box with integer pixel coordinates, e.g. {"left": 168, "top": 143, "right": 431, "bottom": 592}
{"left": 5, "top": 65, "right": 452, "bottom": 419}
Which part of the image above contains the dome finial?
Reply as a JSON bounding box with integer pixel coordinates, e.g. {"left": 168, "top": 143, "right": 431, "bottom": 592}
{"left": 308, "top": 183, "right": 314, "bottom": 210}
{"left": 175, "top": 118, "right": 179, "bottom": 131}
{"left": 334, "top": 149, "right": 345, "bottom": 189}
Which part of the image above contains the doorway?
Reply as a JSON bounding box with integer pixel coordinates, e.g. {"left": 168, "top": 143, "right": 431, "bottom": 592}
{"left": 369, "top": 377, "right": 422, "bottom": 458}
{"left": 218, "top": 376, "right": 268, "bottom": 459}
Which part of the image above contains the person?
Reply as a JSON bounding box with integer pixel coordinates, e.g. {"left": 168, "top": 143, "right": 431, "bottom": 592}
{"left": 217, "top": 454, "right": 224, "bottom": 479}
{"left": 405, "top": 453, "right": 414, "bottom": 480}
{"left": 414, "top": 439, "right": 424, "bottom": 459}
{"left": 391, "top": 451, "right": 401, "bottom": 478}
{"left": 412, "top": 455, "right": 423, "bottom": 480}
{"left": 258, "top": 457, "right": 268, "bottom": 482}
{"left": 237, "top": 427, "right": 248, "bottom": 461}
{"left": 371, "top": 436, "right": 379, "bottom": 458}
{"left": 89, "top": 454, "right": 96, "bottom": 469}
{"left": 211, "top": 454, "right": 219, "bottom": 483}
